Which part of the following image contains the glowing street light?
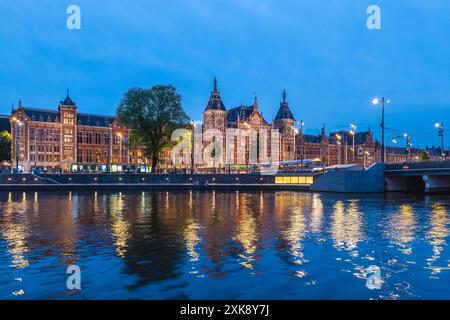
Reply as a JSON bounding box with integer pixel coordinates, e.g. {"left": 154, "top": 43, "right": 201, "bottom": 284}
{"left": 349, "top": 123, "right": 356, "bottom": 163}
{"left": 11, "top": 117, "right": 23, "bottom": 171}
{"left": 372, "top": 97, "right": 391, "bottom": 163}
{"left": 404, "top": 133, "right": 412, "bottom": 161}
{"left": 117, "top": 132, "right": 123, "bottom": 165}
{"left": 298, "top": 120, "right": 305, "bottom": 169}
{"left": 435, "top": 122, "right": 445, "bottom": 160}
{"left": 335, "top": 133, "right": 342, "bottom": 164}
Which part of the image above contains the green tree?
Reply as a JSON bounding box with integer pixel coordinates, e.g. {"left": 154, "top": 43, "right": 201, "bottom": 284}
{"left": 116, "top": 85, "right": 190, "bottom": 173}
{"left": 0, "top": 130, "right": 11, "bottom": 162}
{"left": 421, "top": 150, "right": 430, "bottom": 161}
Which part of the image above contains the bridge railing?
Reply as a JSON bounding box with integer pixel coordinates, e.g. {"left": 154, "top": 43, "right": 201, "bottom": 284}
{"left": 385, "top": 160, "right": 450, "bottom": 171}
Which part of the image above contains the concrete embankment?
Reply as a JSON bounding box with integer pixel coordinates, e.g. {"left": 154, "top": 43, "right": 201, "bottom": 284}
{"left": 309, "top": 163, "right": 386, "bottom": 193}
{"left": 0, "top": 167, "right": 386, "bottom": 193}
{"left": 0, "top": 173, "right": 312, "bottom": 191}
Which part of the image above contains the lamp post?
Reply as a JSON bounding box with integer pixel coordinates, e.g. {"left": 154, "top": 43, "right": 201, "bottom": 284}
{"left": 435, "top": 122, "right": 445, "bottom": 160}
{"left": 34, "top": 128, "right": 37, "bottom": 170}
{"left": 349, "top": 123, "right": 356, "bottom": 163}
{"left": 335, "top": 133, "right": 342, "bottom": 165}
{"left": 300, "top": 120, "right": 304, "bottom": 170}
{"left": 404, "top": 133, "right": 412, "bottom": 161}
{"left": 372, "top": 97, "right": 391, "bottom": 163}
{"left": 117, "top": 132, "right": 123, "bottom": 168}
{"left": 190, "top": 121, "right": 195, "bottom": 173}
{"left": 293, "top": 123, "right": 299, "bottom": 161}
{"left": 12, "top": 117, "right": 23, "bottom": 172}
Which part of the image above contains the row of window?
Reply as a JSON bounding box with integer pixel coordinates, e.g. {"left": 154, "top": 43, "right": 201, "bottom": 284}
{"left": 275, "top": 176, "right": 314, "bottom": 185}
{"left": 30, "top": 154, "right": 61, "bottom": 162}
{"left": 30, "top": 145, "right": 60, "bottom": 153}
{"left": 77, "top": 131, "right": 126, "bottom": 145}
{"left": 27, "top": 128, "right": 128, "bottom": 146}
{"left": 29, "top": 128, "right": 61, "bottom": 142}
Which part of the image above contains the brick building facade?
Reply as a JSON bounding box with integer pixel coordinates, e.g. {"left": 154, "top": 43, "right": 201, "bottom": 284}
{"left": 200, "top": 79, "right": 411, "bottom": 169}
{"left": 9, "top": 80, "right": 432, "bottom": 173}
{"left": 10, "top": 93, "right": 150, "bottom": 173}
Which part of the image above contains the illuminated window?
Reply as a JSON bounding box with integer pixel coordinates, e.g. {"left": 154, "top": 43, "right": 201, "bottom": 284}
{"left": 275, "top": 176, "right": 314, "bottom": 185}
{"left": 282, "top": 177, "right": 291, "bottom": 184}
{"left": 63, "top": 112, "right": 75, "bottom": 125}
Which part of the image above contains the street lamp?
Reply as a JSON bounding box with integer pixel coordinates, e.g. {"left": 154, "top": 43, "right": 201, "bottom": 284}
{"left": 12, "top": 118, "right": 23, "bottom": 172}
{"left": 293, "top": 122, "right": 299, "bottom": 161}
{"left": 190, "top": 121, "right": 195, "bottom": 172}
{"left": 404, "top": 133, "right": 412, "bottom": 161}
{"left": 299, "top": 120, "right": 304, "bottom": 170}
{"left": 349, "top": 123, "right": 356, "bottom": 163}
{"left": 335, "top": 133, "right": 342, "bottom": 165}
{"left": 435, "top": 122, "right": 445, "bottom": 160}
{"left": 372, "top": 97, "right": 391, "bottom": 163}
{"left": 117, "top": 132, "right": 123, "bottom": 167}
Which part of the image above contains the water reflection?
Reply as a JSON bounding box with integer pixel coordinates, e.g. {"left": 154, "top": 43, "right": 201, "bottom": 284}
{"left": 426, "top": 203, "right": 449, "bottom": 276}
{"left": 0, "top": 191, "right": 450, "bottom": 299}
{"left": 331, "top": 200, "right": 363, "bottom": 252}
{"left": 310, "top": 194, "right": 323, "bottom": 234}
{"left": 282, "top": 206, "right": 307, "bottom": 277}
{"left": 109, "top": 193, "right": 130, "bottom": 258}
{"left": 1, "top": 192, "right": 29, "bottom": 269}
{"left": 386, "top": 204, "right": 417, "bottom": 255}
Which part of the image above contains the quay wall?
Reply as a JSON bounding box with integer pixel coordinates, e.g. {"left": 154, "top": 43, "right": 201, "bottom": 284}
{"left": 0, "top": 173, "right": 313, "bottom": 191}
{"left": 309, "top": 163, "right": 386, "bottom": 193}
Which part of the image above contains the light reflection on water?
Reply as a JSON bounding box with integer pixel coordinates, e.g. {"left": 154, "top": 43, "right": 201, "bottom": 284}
{"left": 0, "top": 190, "right": 450, "bottom": 300}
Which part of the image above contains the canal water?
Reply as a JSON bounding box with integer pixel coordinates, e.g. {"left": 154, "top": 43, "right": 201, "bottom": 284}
{"left": 0, "top": 190, "right": 450, "bottom": 300}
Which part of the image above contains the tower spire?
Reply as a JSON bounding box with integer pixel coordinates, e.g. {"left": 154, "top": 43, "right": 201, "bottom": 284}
{"left": 204, "top": 77, "right": 226, "bottom": 112}
{"left": 60, "top": 89, "right": 75, "bottom": 106}
{"left": 253, "top": 93, "right": 258, "bottom": 111}
{"left": 274, "top": 89, "right": 295, "bottom": 121}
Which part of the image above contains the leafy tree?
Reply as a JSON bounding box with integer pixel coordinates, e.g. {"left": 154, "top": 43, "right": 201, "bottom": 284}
{"left": 0, "top": 130, "right": 11, "bottom": 162}
{"left": 116, "top": 85, "right": 190, "bottom": 172}
{"left": 421, "top": 150, "right": 430, "bottom": 161}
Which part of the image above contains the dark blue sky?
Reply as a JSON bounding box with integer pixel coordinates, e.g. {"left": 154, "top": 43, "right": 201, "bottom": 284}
{"left": 1, "top": 0, "right": 449, "bottom": 147}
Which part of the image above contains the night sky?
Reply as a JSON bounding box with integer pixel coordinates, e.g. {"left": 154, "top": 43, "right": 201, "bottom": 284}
{"left": 1, "top": 0, "right": 449, "bottom": 147}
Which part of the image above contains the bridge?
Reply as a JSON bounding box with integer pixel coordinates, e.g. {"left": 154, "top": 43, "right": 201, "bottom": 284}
{"left": 385, "top": 161, "right": 450, "bottom": 193}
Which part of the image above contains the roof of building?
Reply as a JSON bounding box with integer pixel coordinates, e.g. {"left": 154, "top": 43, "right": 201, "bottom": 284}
{"left": 227, "top": 105, "right": 254, "bottom": 122}
{"left": 205, "top": 78, "right": 226, "bottom": 112}
{"left": 385, "top": 146, "right": 410, "bottom": 155}
{"left": 329, "top": 130, "right": 371, "bottom": 145}
{"left": 77, "top": 113, "right": 115, "bottom": 127}
{"left": 12, "top": 106, "right": 115, "bottom": 128}
{"left": 303, "top": 134, "right": 322, "bottom": 143}
{"left": 0, "top": 115, "right": 10, "bottom": 132}
{"left": 60, "top": 90, "right": 76, "bottom": 106}
{"left": 274, "top": 90, "right": 295, "bottom": 121}
{"left": 15, "top": 107, "right": 60, "bottom": 123}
